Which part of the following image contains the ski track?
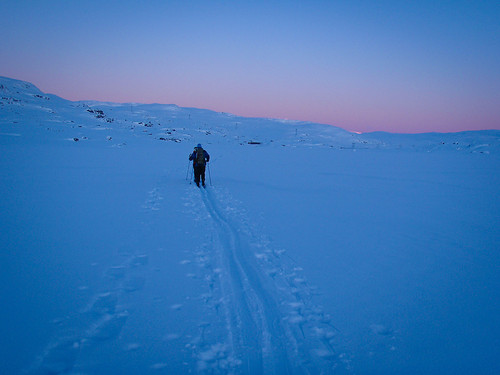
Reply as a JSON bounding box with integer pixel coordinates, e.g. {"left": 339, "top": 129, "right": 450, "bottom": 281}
{"left": 28, "top": 182, "right": 348, "bottom": 374}
{"left": 191, "top": 185, "right": 347, "bottom": 374}
{"left": 201, "top": 188, "right": 293, "bottom": 374}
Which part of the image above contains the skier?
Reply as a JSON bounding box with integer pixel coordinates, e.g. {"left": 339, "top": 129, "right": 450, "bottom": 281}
{"left": 189, "top": 144, "right": 210, "bottom": 187}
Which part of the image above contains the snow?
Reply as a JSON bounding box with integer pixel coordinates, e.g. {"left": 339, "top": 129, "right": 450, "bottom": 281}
{"left": 1, "top": 76, "right": 499, "bottom": 374}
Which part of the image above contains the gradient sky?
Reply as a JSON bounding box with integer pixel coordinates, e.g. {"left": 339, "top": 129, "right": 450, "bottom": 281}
{"left": 1, "top": 0, "right": 499, "bottom": 133}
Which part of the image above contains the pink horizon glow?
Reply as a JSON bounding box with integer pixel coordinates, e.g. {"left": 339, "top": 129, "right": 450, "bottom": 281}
{"left": 2, "top": 1, "right": 498, "bottom": 134}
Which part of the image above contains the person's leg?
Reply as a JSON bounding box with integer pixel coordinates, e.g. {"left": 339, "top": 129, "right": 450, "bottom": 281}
{"left": 200, "top": 165, "right": 206, "bottom": 186}
{"left": 194, "top": 166, "right": 201, "bottom": 186}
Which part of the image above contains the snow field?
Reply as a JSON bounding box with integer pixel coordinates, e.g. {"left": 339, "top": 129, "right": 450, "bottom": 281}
{"left": 1, "top": 76, "right": 499, "bottom": 374}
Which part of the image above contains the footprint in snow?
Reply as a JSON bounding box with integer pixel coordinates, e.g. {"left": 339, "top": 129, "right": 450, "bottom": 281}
{"left": 370, "top": 324, "right": 394, "bottom": 336}
{"left": 87, "top": 311, "right": 129, "bottom": 342}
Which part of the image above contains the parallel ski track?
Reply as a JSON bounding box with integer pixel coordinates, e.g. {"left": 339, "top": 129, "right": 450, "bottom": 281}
{"left": 201, "top": 188, "right": 296, "bottom": 374}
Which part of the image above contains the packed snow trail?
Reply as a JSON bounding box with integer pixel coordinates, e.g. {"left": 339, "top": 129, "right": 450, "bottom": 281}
{"left": 201, "top": 187, "right": 294, "bottom": 374}
{"left": 196, "top": 186, "right": 345, "bottom": 374}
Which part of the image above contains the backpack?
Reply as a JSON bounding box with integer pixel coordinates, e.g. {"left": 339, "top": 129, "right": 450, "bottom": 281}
{"left": 195, "top": 147, "right": 206, "bottom": 166}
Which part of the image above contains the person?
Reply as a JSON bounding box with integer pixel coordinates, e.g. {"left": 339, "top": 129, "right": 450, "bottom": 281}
{"left": 189, "top": 144, "right": 210, "bottom": 187}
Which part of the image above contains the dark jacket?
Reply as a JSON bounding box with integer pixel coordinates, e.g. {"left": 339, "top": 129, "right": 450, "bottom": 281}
{"left": 189, "top": 148, "right": 210, "bottom": 167}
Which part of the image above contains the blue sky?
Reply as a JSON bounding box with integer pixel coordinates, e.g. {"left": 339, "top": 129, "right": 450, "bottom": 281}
{"left": 1, "top": 0, "right": 499, "bottom": 133}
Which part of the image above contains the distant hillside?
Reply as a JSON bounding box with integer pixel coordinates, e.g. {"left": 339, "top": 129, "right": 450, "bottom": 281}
{"left": 1, "top": 76, "right": 499, "bottom": 154}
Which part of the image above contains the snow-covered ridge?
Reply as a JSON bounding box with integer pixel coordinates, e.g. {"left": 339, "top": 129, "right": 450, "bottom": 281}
{"left": 1, "top": 75, "right": 498, "bottom": 153}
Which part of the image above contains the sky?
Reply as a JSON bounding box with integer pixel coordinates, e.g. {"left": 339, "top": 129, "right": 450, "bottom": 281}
{"left": 1, "top": 0, "right": 499, "bottom": 133}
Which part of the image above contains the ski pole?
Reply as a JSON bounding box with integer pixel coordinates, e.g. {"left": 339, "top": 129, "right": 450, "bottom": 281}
{"left": 207, "top": 162, "right": 212, "bottom": 186}
{"left": 185, "top": 160, "right": 190, "bottom": 181}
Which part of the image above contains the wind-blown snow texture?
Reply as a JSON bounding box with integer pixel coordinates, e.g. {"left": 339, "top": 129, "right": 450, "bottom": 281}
{"left": 1, "top": 76, "right": 499, "bottom": 374}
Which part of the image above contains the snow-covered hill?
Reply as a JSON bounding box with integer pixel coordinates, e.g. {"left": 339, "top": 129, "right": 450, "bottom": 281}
{"left": 2, "top": 76, "right": 499, "bottom": 154}
{"left": 1, "top": 76, "right": 499, "bottom": 374}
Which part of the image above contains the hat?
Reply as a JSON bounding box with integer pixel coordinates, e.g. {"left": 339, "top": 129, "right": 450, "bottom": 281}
{"left": 197, "top": 143, "right": 202, "bottom": 148}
